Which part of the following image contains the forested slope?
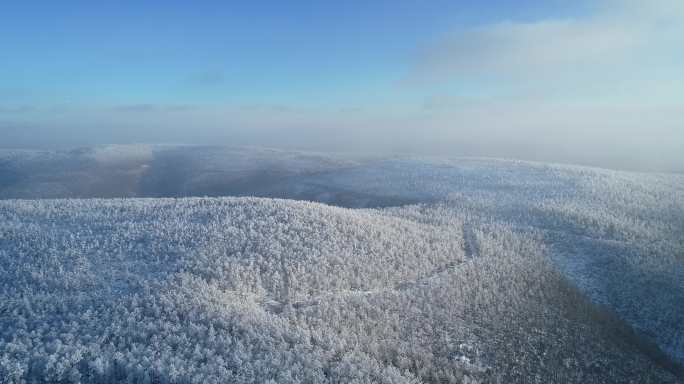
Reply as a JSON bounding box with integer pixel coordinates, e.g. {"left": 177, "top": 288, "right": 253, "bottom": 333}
{"left": 0, "top": 198, "right": 680, "bottom": 383}
{"left": 1, "top": 146, "right": 683, "bottom": 382}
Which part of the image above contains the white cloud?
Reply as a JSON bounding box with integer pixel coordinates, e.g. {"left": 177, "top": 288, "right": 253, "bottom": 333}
{"left": 414, "top": 0, "right": 683, "bottom": 98}
{"left": 387, "top": 0, "right": 684, "bottom": 172}
{"left": 420, "top": 19, "right": 638, "bottom": 77}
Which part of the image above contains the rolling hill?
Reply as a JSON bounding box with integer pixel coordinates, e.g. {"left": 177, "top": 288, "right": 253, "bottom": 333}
{"left": 1, "top": 145, "right": 682, "bottom": 383}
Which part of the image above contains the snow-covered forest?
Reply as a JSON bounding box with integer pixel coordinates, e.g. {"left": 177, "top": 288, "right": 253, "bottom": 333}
{"left": 1, "top": 146, "right": 683, "bottom": 383}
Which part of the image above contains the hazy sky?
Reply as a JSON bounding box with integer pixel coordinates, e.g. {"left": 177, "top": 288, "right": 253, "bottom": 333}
{"left": 1, "top": 0, "right": 682, "bottom": 171}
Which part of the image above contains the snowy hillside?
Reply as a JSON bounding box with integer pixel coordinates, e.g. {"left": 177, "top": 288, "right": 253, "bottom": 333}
{"left": 1, "top": 146, "right": 683, "bottom": 383}
{"left": 0, "top": 198, "right": 680, "bottom": 383}
{"left": 288, "top": 157, "right": 684, "bottom": 363}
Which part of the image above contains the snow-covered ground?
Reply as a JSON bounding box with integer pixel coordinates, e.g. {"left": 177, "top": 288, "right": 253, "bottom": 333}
{"left": 292, "top": 157, "right": 684, "bottom": 363}
{"left": 1, "top": 145, "right": 683, "bottom": 382}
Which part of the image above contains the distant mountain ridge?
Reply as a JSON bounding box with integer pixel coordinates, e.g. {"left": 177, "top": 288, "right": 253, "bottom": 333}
{"left": 2, "top": 144, "right": 682, "bottom": 205}
{"left": 0, "top": 145, "right": 366, "bottom": 201}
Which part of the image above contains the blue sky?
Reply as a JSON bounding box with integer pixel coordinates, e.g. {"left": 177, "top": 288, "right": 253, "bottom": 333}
{"left": 1, "top": 1, "right": 682, "bottom": 171}
{"left": 1, "top": 1, "right": 591, "bottom": 106}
